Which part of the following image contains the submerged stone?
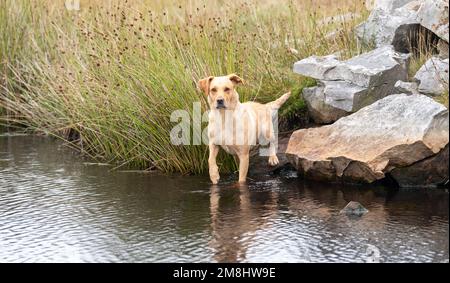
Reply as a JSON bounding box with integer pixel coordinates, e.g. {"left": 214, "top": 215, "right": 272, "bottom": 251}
{"left": 340, "top": 201, "right": 369, "bottom": 216}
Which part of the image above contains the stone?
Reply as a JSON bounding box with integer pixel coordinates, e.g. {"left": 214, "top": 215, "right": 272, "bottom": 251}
{"left": 340, "top": 201, "right": 369, "bottom": 216}
{"left": 416, "top": 0, "right": 449, "bottom": 43}
{"left": 390, "top": 145, "right": 449, "bottom": 187}
{"left": 293, "top": 54, "right": 340, "bottom": 81}
{"left": 356, "top": 1, "right": 421, "bottom": 47}
{"left": 394, "top": 80, "right": 419, "bottom": 94}
{"left": 414, "top": 57, "right": 449, "bottom": 96}
{"left": 302, "top": 84, "right": 350, "bottom": 124}
{"left": 294, "top": 46, "right": 410, "bottom": 87}
{"left": 248, "top": 136, "right": 290, "bottom": 176}
{"left": 325, "top": 46, "right": 410, "bottom": 87}
{"left": 437, "top": 39, "right": 449, "bottom": 59}
{"left": 357, "top": 0, "right": 449, "bottom": 49}
{"left": 294, "top": 46, "right": 410, "bottom": 124}
{"left": 285, "top": 94, "right": 449, "bottom": 186}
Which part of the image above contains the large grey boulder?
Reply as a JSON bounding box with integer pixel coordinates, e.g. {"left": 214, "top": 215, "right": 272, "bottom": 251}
{"left": 356, "top": 1, "right": 422, "bottom": 47}
{"left": 416, "top": 0, "right": 449, "bottom": 43}
{"left": 414, "top": 57, "right": 449, "bottom": 96}
{"left": 293, "top": 46, "right": 410, "bottom": 123}
{"left": 286, "top": 94, "right": 449, "bottom": 187}
{"left": 357, "top": 0, "right": 449, "bottom": 49}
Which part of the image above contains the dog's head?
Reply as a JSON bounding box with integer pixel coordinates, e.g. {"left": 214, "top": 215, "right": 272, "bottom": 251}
{"left": 198, "top": 74, "right": 243, "bottom": 110}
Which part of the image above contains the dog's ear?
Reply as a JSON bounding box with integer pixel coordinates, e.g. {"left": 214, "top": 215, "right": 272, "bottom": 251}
{"left": 198, "top": 76, "right": 214, "bottom": 95}
{"left": 228, "top": 74, "right": 244, "bottom": 85}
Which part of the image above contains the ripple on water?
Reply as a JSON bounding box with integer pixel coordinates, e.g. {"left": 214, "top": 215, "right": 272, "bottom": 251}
{"left": 0, "top": 136, "right": 448, "bottom": 262}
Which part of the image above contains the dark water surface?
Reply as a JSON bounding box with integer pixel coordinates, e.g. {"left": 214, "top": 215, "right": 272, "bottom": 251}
{"left": 0, "top": 135, "right": 448, "bottom": 263}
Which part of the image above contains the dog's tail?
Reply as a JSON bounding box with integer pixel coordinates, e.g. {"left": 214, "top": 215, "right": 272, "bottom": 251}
{"left": 268, "top": 92, "right": 291, "bottom": 110}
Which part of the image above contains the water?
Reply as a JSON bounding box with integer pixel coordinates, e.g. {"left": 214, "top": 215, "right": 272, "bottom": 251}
{"left": 0, "top": 135, "right": 448, "bottom": 263}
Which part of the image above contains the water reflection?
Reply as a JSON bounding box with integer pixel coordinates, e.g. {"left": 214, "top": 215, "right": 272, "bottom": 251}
{"left": 207, "top": 176, "right": 448, "bottom": 263}
{"left": 0, "top": 135, "right": 448, "bottom": 262}
{"left": 209, "top": 183, "right": 278, "bottom": 262}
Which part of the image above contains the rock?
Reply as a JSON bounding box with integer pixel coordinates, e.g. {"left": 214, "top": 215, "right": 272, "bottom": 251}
{"left": 302, "top": 84, "right": 350, "bottom": 124}
{"left": 325, "top": 46, "right": 410, "bottom": 87}
{"left": 394, "top": 80, "right": 419, "bottom": 94}
{"left": 390, "top": 145, "right": 449, "bottom": 187}
{"left": 357, "top": 0, "right": 449, "bottom": 49}
{"left": 248, "top": 136, "right": 290, "bottom": 176}
{"left": 295, "top": 46, "right": 409, "bottom": 87}
{"left": 414, "top": 57, "right": 449, "bottom": 96}
{"left": 293, "top": 54, "right": 340, "bottom": 81}
{"left": 416, "top": 0, "right": 449, "bottom": 43}
{"left": 340, "top": 201, "right": 369, "bottom": 216}
{"left": 285, "top": 94, "right": 449, "bottom": 186}
{"left": 294, "top": 46, "right": 410, "bottom": 124}
{"left": 356, "top": 1, "right": 421, "bottom": 47}
{"left": 437, "top": 39, "right": 449, "bottom": 59}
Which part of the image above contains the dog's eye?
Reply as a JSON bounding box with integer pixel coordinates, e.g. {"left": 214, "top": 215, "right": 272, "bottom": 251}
{"left": 211, "top": 88, "right": 217, "bottom": 92}
{"left": 224, "top": 87, "right": 230, "bottom": 92}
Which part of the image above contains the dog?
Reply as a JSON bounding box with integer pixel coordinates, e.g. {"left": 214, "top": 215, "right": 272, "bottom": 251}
{"left": 198, "top": 74, "right": 290, "bottom": 184}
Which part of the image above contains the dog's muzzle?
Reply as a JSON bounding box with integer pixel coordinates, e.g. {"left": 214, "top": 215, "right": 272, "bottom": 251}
{"left": 216, "top": 99, "right": 226, "bottom": 109}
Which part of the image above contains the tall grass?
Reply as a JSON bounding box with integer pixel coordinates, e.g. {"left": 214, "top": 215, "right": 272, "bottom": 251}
{"left": 407, "top": 25, "right": 440, "bottom": 78}
{"left": 405, "top": 24, "right": 448, "bottom": 108}
{"left": 0, "top": 0, "right": 369, "bottom": 174}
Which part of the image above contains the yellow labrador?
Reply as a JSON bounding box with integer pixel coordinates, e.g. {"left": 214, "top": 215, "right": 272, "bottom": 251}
{"left": 198, "top": 74, "right": 290, "bottom": 184}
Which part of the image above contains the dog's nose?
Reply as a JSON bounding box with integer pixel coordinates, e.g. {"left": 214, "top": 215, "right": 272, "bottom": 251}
{"left": 216, "top": 99, "right": 224, "bottom": 105}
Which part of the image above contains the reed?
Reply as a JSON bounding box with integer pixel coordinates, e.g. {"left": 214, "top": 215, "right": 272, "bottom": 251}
{"left": 406, "top": 24, "right": 448, "bottom": 108}
{"left": 0, "top": 0, "right": 369, "bottom": 173}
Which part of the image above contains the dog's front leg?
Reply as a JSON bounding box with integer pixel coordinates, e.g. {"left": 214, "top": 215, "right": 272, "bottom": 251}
{"left": 268, "top": 142, "right": 279, "bottom": 166}
{"left": 238, "top": 151, "right": 249, "bottom": 184}
{"left": 267, "top": 126, "right": 279, "bottom": 166}
{"left": 209, "top": 144, "right": 220, "bottom": 184}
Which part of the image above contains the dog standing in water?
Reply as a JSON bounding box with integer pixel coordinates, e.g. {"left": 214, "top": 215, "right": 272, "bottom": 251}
{"left": 198, "top": 74, "right": 290, "bottom": 184}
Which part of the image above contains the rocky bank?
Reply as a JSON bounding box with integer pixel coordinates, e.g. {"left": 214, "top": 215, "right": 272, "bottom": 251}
{"left": 286, "top": 0, "right": 449, "bottom": 187}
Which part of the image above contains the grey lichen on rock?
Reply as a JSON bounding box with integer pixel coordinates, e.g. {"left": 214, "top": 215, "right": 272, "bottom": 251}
{"left": 293, "top": 46, "right": 410, "bottom": 124}
{"left": 413, "top": 57, "right": 449, "bottom": 96}
{"left": 394, "top": 80, "right": 419, "bottom": 94}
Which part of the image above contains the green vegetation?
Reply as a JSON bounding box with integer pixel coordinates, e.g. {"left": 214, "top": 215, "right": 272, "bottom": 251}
{"left": 436, "top": 90, "right": 449, "bottom": 108}
{"left": 0, "top": 0, "right": 369, "bottom": 173}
